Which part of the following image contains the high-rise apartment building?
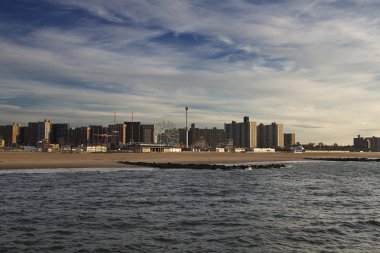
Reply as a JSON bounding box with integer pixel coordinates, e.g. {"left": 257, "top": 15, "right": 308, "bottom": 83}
{"left": 51, "top": 123, "right": 70, "bottom": 146}
{"left": 257, "top": 123, "right": 266, "bottom": 148}
{"left": 70, "top": 127, "right": 90, "bottom": 146}
{"left": 108, "top": 124, "right": 127, "bottom": 146}
{"left": 353, "top": 135, "right": 370, "bottom": 151}
{"left": 353, "top": 135, "right": 380, "bottom": 151}
{"left": 124, "top": 122, "right": 141, "bottom": 143}
{"left": 0, "top": 123, "right": 20, "bottom": 146}
{"left": 140, "top": 124, "right": 155, "bottom": 143}
{"left": 27, "top": 122, "right": 39, "bottom": 146}
{"left": 284, "top": 133, "right": 296, "bottom": 147}
{"left": 0, "top": 126, "right": 3, "bottom": 142}
{"left": 18, "top": 126, "right": 29, "bottom": 146}
{"left": 37, "top": 119, "right": 52, "bottom": 142}
{"left": 368, "top": 137, "right": 380, "bottom": 152}
{"left": 225, "top": 116, "right": 257, "bottom": 149}
{"left": 179, "top": 123, "right": 225, "bottom": 149}
{"left": 89, "top": 125, "right": 108, "bottom": 145}
{"left": 20, "top": 119, "right": 51, "bottom": 147}
{"left": 257, "top": 122, "right": 284, "bottom": 148}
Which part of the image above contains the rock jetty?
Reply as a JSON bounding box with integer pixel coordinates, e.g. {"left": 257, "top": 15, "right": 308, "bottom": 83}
{"left": 305, "top": 157, "right": 380, "bottom": 162}
{"left": 119, "top": 161, "right": 287, "bottom": 170}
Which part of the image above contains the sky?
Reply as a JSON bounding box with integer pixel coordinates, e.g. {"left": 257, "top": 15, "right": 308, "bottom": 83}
{"left": 1, "top": 0, "right": 380, "bottom": 145}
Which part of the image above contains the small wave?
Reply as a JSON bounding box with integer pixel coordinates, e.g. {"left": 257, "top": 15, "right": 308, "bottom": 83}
{"left": 47, "top": 245, "right": 66, "bottom": 251}
{"left": 53, "top": 229, "right": 74, "bottom": 236}
{"left": 225, "top": 236, "right": 257, "bottom": 248}
{"left": 153, "top": 236, "right": 178, "bottom": 243}
{"left": 342, "top": 219, "right": 380, "bottom": 228}
{"left": 359, "top": 220, "right": 380, "bottom": 227}
{"left": 10, "top": 226, "right": 37, "bottom": 232}
{"left": 12, "top": 239, "right": 39, "bottom": 246}
{"left": 179, "top": 219, "right": 203, "bottom": 226}
{"left": 286, "top": 235, "right": 324, "bottom": 245}
{"left": 326, "top": 227, "right": 346, "bottom": 235}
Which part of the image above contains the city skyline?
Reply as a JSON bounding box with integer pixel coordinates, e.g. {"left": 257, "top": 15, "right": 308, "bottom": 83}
{"left": 2, "top": 1, "right": 380, "bottom": 145}
{"left": 0, "top": 116, "right": 294, "bottom": 150}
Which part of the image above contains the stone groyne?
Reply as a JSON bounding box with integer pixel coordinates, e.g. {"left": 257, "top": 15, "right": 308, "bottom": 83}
{"left": 119, "top": 161, "right": 287, "bottom": 170}
{"left": 305, "top": 157, "right": 380, "bottom": 162}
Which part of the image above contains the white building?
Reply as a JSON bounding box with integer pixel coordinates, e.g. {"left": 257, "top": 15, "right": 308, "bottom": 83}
{"left": 253, "top": 148, "right": 275, "bottom": 152}
{"left": 86, "top": 146, "right": 108, "bottom": 153}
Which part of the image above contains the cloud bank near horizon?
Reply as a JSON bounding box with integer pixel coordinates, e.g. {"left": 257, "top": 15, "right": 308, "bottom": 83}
{"left": 1, "top": 0, "right": 380, "bottom": 144}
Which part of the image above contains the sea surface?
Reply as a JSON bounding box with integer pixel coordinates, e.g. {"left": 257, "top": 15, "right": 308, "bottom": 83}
{"left": 0, "top": 161, "right": 379, "bottom": 252}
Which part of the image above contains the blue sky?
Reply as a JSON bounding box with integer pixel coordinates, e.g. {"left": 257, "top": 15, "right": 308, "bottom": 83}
{"left": 1, "top": 0, "right": 380, "bottom": 144}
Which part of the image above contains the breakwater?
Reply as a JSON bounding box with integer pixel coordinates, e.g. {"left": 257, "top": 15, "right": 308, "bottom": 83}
{"left": 305, "top": 157, "right": 380, "bottom": 162}
{"left": 119, "top": 161, "right": 287, "bottom": 170}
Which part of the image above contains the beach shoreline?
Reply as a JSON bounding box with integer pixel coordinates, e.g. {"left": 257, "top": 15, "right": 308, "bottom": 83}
{"left": 1, "top": 151, "right": 380, "bottom": 170}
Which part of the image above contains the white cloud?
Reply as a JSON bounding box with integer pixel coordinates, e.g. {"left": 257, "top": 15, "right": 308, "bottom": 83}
{"left": 2, "top": 0, "right": 380, "bottom": 144}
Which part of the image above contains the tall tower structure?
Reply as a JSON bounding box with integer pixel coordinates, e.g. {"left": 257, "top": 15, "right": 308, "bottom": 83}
{"left": 271, "top": 122, "right": 284, "bottom": 148}
{"left": 37, "top": 119, "right": 52, "bottom": 142}
{"left": 185, "top": 107, "right": 189, "bottom": 149}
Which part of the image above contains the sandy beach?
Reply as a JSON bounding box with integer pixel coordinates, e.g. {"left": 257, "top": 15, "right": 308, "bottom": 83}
{"left": 1, "top": 151, "right": 380, "bottom": 170}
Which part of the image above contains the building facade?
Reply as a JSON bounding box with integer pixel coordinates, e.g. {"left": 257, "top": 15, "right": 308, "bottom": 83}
{"left": 0, "top": 123, "right": 20, "bottom": 146}
{"left": 37, "top": 119, "right": 52, "bottom": 142}
{"left": 257, "top": 122, "right": 284, "bottom": 148}
{"left": 179, "top": 123, "right": 225, "bottom": 149}
{"left": 51, "top": 123, "right": 70, "bottom": 146}
{"left": 225, "top": 116, "right": 257, "bottom": 149}
{"left": 89, "top": 125, "right": 108, "bottom": 145}
{"left": 18, "top": 126, "right": 29, "bottom": 146}
{"left": 27, "top": 122, "right": 39, "bottom": 146}
{"left": 70, "top": 127, "right": 90, "bottom": 146}
{"left": 108, "top": 124, "right": 127, "bottom": 146}
{"left": 353, "top": 135, "right": 380, "bottom": 151}
{"left": 140, "top": 124, "right": 155, "bottom": 143}
{"left": 284, "top": 133, "right": 296, "bottom": 147}
{"left": 368, "top": 137, "right": 380, "bottom": 152}
{"left": 124, "top": 122, "right": 141, "bottom": 144}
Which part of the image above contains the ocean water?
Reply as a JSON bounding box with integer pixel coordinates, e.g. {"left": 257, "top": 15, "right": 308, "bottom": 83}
{"left": 0, "top": 161, "right": 379, "bottom": 252}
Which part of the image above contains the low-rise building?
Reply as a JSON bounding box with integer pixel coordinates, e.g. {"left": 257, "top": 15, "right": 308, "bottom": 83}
{"left": 86, "top": 146, "right": 108, "bottom": 153}
{"left": 129, "top": 143, "right": 181, "bottom": 153}
{"left": 215, "top": 147, "right": 225, "bottom": 152}
{"left": 252, "top": 148, "right": 275, "bottom": 152}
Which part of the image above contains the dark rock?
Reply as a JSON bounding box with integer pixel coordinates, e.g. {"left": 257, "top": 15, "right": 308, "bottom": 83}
{"left": 305, "top": 157, "right": 380, "bottom": 162}
{"left": 118, "top": 161, "right": 287, "bottom": 170}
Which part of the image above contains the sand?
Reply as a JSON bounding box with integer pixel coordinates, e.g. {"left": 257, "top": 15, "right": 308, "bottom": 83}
{"left": 1, "top": 151, "right": 380, "bottom": 170}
